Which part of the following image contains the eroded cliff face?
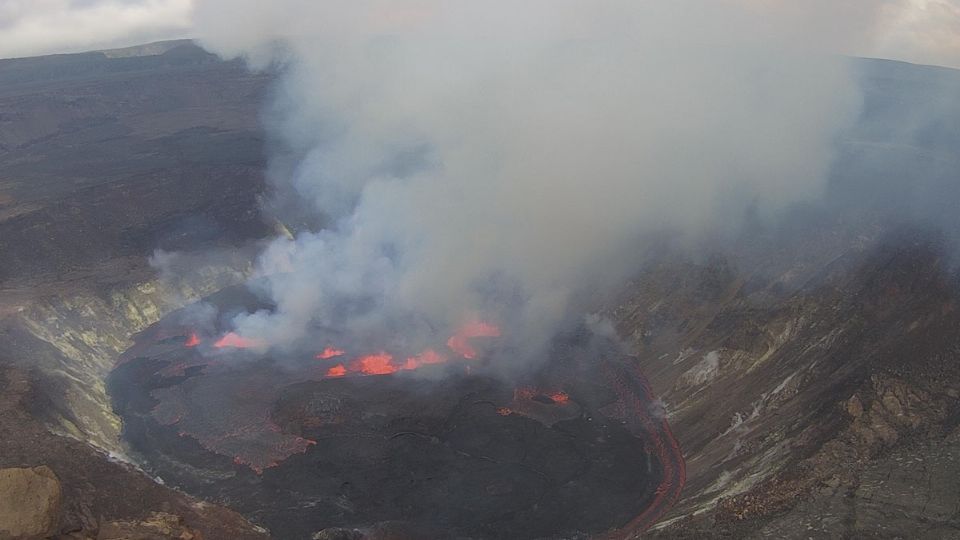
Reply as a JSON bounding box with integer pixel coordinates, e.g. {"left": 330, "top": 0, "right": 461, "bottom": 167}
{"left": 1, "top": 260, "right": 253, "bottom": 453}
{"left": 600, "top": 57, "right": 960, "bottom": 538}
{"left": 0, "top": 42, "right": 274, "bottom": 538}
{"left": 0, "top": 40, "right": 273, "bottom": 456}
{"left": 610, "top": 235, "right": 960, "bottom": 538}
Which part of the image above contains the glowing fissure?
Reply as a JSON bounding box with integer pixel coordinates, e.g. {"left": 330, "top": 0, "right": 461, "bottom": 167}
{"left": 214, "top": 332, "right": 264, "bottom": 349}
{"left": 316, "top": 347, "right": 346, "bottom": 360}
{"left": 403, "top": 348, "right": 446, "bottom": 370}
{"left": 186, "top": 321, "right": 500, "bottom": 379}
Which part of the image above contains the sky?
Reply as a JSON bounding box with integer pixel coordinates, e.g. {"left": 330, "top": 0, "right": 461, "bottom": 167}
{"left": 0, "top": 0, "right": 959, "bottom": 68}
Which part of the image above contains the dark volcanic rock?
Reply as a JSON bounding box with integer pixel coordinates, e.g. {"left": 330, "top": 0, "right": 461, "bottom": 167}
{"left": 108, "top": 309, "right": 677, "bottom": 539}
{"left": 615, "top": 235, "right": 960, "bottom": 538}
{"left": 0, "top": 41, "right": 273, "bottom": 284}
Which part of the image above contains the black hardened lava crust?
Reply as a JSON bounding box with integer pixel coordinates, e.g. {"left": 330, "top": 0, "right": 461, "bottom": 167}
{"left": 109, "top": 309, "right": 677, "bottom": 539}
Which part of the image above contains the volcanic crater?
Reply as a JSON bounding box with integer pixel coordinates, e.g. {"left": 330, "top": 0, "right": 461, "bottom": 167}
{"left": 108, "top": 290, "right": 684, "bottom": 539}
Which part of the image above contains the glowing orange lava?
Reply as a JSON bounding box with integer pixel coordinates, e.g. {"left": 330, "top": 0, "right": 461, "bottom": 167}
{"left": 447, "top": 320, "right": 501, "bottom": 359}
{"left": 214, "top": 332, "right": 263, "bottom": 349}
{"left": 352, "top": 352, "right": 397, "bottom": 375}
{"left": 303, "top": 317, "right": 502, "bottom": 380}
{"left": 184, "top": 333, "right": 201, "bottom": 348}
{"left": 316, "top": 347, "right": 346, "bottom": 360}
{"left": 402, "top": 348, "right": 446, "bottom": 370}
{"left": 549, "top": 391, "right": 570, "bottom": 404}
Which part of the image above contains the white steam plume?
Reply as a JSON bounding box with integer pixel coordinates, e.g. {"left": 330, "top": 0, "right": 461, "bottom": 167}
{"left": 192, "top": 1, "right": 867, "bottom": 361}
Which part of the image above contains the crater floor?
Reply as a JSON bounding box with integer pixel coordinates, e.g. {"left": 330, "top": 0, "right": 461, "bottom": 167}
{"left": 109, "top": 303, "right": 683, "bottom": 539}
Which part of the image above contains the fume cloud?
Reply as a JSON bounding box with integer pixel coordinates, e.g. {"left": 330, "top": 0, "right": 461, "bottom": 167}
{"left": 191, "top": 1, "right": 871, "bottom": 362}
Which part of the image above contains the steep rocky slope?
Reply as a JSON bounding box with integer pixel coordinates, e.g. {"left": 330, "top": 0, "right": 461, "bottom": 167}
{"left": 0, "top": 42, "right": 272, "bottom": 538}
{"left": 0, "top": 363, "right": 268, "bottom": 539}
{"left": 611, "top": 234, "right": 960, "bottom": 538}
{"left": 0, "top": 39, "right": 274, "bottom": 451}
{"left": 604, "top": 58, "right": 960, "bottom": 539}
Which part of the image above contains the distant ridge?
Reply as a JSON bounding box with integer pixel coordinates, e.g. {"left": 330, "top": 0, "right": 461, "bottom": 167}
{"left": 0, "top": 40, "right": 221, "bottom": 93}
{"left": 97, "top": 39, "right": 195, "bottom": 59}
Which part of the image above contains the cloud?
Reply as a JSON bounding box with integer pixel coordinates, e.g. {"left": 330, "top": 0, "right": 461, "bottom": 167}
{"left": 0, "top": 0, "right": 193, "bottom": 58}
{"left": 874, "top": 0, "right": 960, "bottom": 67}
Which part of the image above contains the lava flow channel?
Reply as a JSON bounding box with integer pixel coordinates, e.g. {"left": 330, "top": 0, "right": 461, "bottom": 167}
{"left": 323, "top": 348, "right": 448, "bottom": 378}
{"left": 318, "top": 321, "right": 497, "bottom": 379}
{"left": 598, "top": 360, "right": 686, "bottom": 537}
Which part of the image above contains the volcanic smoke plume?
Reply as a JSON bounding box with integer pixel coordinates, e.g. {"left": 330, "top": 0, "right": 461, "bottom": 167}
{"left": 189, "top": 1, "right": 869, "bottom": 364}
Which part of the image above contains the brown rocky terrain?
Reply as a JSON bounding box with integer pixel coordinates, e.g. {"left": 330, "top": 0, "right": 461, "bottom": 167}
{"left": 0, "top": 466, "right": 61, "bottom": 538}
{"left": 602, "top": 58, "right": 960, "bottom": 539}
{"left": 610, "top": 235, "right": 960, "bottom": 538}
{"left": 0, "top": 363, "right": 267, "bottom": 539}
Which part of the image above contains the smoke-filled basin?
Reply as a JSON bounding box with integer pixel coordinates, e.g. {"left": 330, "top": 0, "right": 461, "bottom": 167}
{"left": 108, "top": 290, "right": 683, "bottom": 539}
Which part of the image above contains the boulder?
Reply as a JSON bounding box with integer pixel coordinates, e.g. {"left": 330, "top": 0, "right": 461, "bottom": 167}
{"left": 0, "top": 466, "right": 62, "bottom": 539}
{"left": 97, "top": 512, "right": 200, "bottom": 540}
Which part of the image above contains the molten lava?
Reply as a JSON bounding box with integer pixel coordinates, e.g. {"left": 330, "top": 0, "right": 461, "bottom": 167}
{"left": 310, "top": 319, "right": 499, "bottom": 380}
{"left": 316, "top": 347, "right": 346, "bottom": 360}
{"left": 447, "top": 320, "right": 501, "bottom": 359}
{"left": 352, "top": 352, "right": 398, "bottom": 375}
{"left": 184, "top": 333, "right": 201, "bottom": 348}
{"left": 402, "top": 348, "right": 446, "bottom": 370}
{"left": 189, "top": 318, "right": 502, "bottom": 381}
{"left": 214, "top": 332, "right": 263, "bottom": 349}
{"left": 321, "top": 348, "right": 452, "bottom": 378}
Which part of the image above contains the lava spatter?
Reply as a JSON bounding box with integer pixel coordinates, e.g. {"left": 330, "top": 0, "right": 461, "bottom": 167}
{"left": 447, "top": 320, "right": 502, "bottom": 359}
{"left": 316, "top": 347, "right": 345, "bottom": 360}
{"left": 308, "top": 320, "right": 500, "bottom": 381}
{"left": 352, "top": 352, "right": 397, "bottom": 375}
{"left": 326, "top": 364, "right": 347, "bottom": 378}
{"left": 214, "top": 332, "right": 264, "bottom": 349}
